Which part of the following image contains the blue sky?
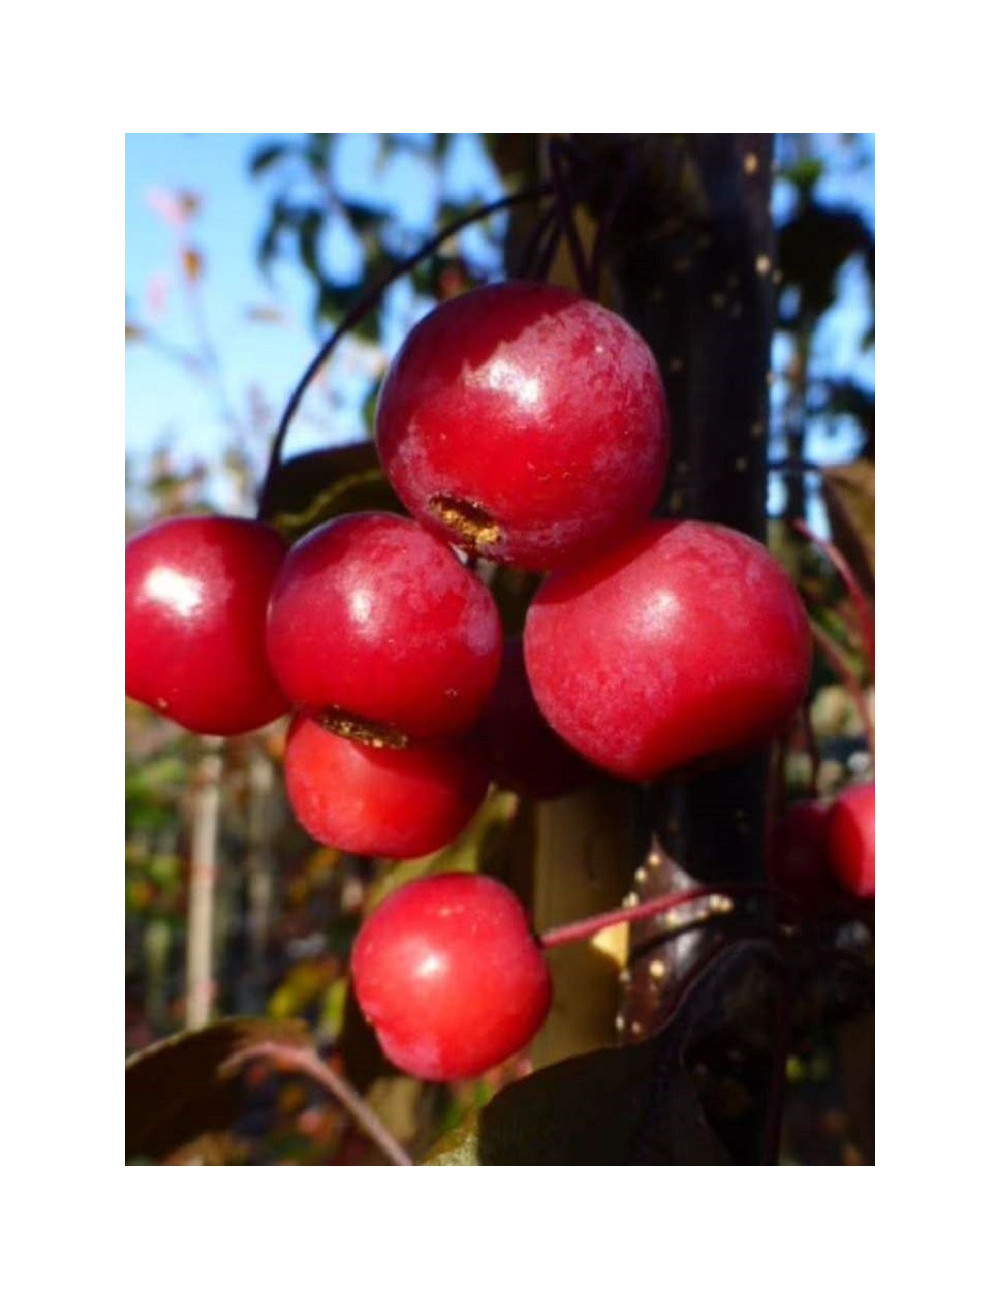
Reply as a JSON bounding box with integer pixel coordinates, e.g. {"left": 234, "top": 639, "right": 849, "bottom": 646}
{"left": 125, "top": 134, "right": 873, "bottom": 517}
{"left": 126, "top": 134, "right": 314, "bottom": 466}
{"left": 125, "top": 134, "right": 506, "bottom": 505}
{"left": 772, "top": 133, "right": 875, "bottom": 388}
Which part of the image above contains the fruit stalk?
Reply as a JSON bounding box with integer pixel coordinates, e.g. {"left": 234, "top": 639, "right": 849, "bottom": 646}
{"left": 540, "top": 883, "right": 776, "bottom": 951}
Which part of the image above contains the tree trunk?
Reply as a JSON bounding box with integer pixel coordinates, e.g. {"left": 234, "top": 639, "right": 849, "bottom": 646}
{"left": 572, "top": 135, "right": 778, "bottom": 1159}
{"left": 574, "top": 132, "right": 775, "bottom": 871}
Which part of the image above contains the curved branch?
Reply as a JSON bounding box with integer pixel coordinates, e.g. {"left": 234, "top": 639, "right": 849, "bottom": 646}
{"left": 227, "top": 1042, "right": 413, "bottom": 1166}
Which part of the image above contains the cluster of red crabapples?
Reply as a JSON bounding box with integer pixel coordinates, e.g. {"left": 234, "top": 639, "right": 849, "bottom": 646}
{"left": 769, "top": 782, "right": 875, "bottom": 913}
{"left": 125, "top": 280, "right": 866, "bottom": 1082}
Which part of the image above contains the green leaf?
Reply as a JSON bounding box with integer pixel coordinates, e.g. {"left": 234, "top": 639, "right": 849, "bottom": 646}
{"left": 305, "top": 134, "right": 332, "bottom": 172}
{"left": 259, "top": 441, "right": 404, "bottom": 542}
{"left": 125, "top": 1018, "right": 313, "bottom": 1162}
{"left": 316, "top": 280, "right": 358, "bottom": 322}
{"left": 343, "top": 199, "right": 389, "bottom": 232}
{"left": 424, "top": 1045, "right": 730, "bottom": 1165}
{"left": 409, "top": 261, "right": 436, "bottom": 298}
{"left": 361, "top": 381, "right": 380, "bottom": 433}
{"left": 778, "top": 205, "right": 875, "bottom": 322}
{"left": 780, "top": 156, "right": 824, "bottom": 200}
{"left": 350, "top": 309, "right": 382, "bottom": 345}
{"left": 423, "top": 942, "right": 773, "bottom": 1165}
{"left": 249, "top": 142, "right": 290, "bottom": 176}
{"left": 256, "top": 203, "right": 289, "bottom": 274}
{"left": 296, "top": 208, "right": 324, "bottom": 280}
{"left": 492, "top": 1064, "right": 719, "bottom": 1161}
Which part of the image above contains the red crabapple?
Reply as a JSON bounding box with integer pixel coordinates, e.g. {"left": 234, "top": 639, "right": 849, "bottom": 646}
{"left": 768, "top": 800, "right": 843, "bottom": 913}
{"left": 283, "top": 714, "right": 489, "bottom": 859}
{"left": 266, "top": 513, "right": 502, "bottom": 740}
{"left": 375, "top": 281, "right": 669, "bottom": 571}
{"left": 826, "top": 782, "right": 875, "bottom": 899}
{"left": 524, "top": 520, "right": 812, "bottom": 781}
{"left": 350, "top": 873, "right": 552, "bottom": 1080}
{"left": 125, "top": 515, "right": 289, "bottom": 736}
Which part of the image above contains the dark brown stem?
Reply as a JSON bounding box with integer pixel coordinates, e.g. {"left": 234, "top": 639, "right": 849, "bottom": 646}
{"left": 517, "top": 205, "right": 558, "bottom": 279}
{"left": 533, "top": 212, "right": 564, "bottom": 283}
{"left": 800, "top": 702, "right": 821, "bottom": 800}
{"left": 257, "top": 184, "right": 551, "bottom": 518}
{"left": 794, "top": 519, "right": 875, "bottom": 674}
{"left": 547, "top": 139, "right": 592, "bottom": 296}
{"left": 587, "top": 143, "right": 641, "bottom": 296}
{"left": 227, "top": 1042, "right": 413, "bottom": 1166}
{"left": 540, "top": 883, "right": 776, "bottom": 951}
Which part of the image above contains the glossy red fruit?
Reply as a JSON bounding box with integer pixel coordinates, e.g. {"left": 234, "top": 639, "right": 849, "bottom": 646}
{"left": 826, "top": 782, "right": 875, "bottom": 898}
{"left": 769, "top": 801, "right": 841, "bottom": 912}
{"left": 351, "top": 873, "right": 552, "bottom": 1081}
{"left": 479, "top": 638, "right": 593, "bottom": 800}
{"left": 283, "top": 715, "right": 489, "bottom": 859}
{"left": 524, "top": 520, "right": 812, "bottom": 782}
{"left": 125, "top": 516, "right": 289, "bottom": 736}
{"left": 375, "top": 281, "right": 669, "bottom": 572}
{"left": 267, "top": 513, "right": 502, "bottom": 740}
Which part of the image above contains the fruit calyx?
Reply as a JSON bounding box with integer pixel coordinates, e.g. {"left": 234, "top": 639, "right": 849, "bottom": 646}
{"left": 428, "top": 494, "right": 501, "bottom": 552}
{"left": 314, "top": 707, "right": 410, "bottom": 751}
